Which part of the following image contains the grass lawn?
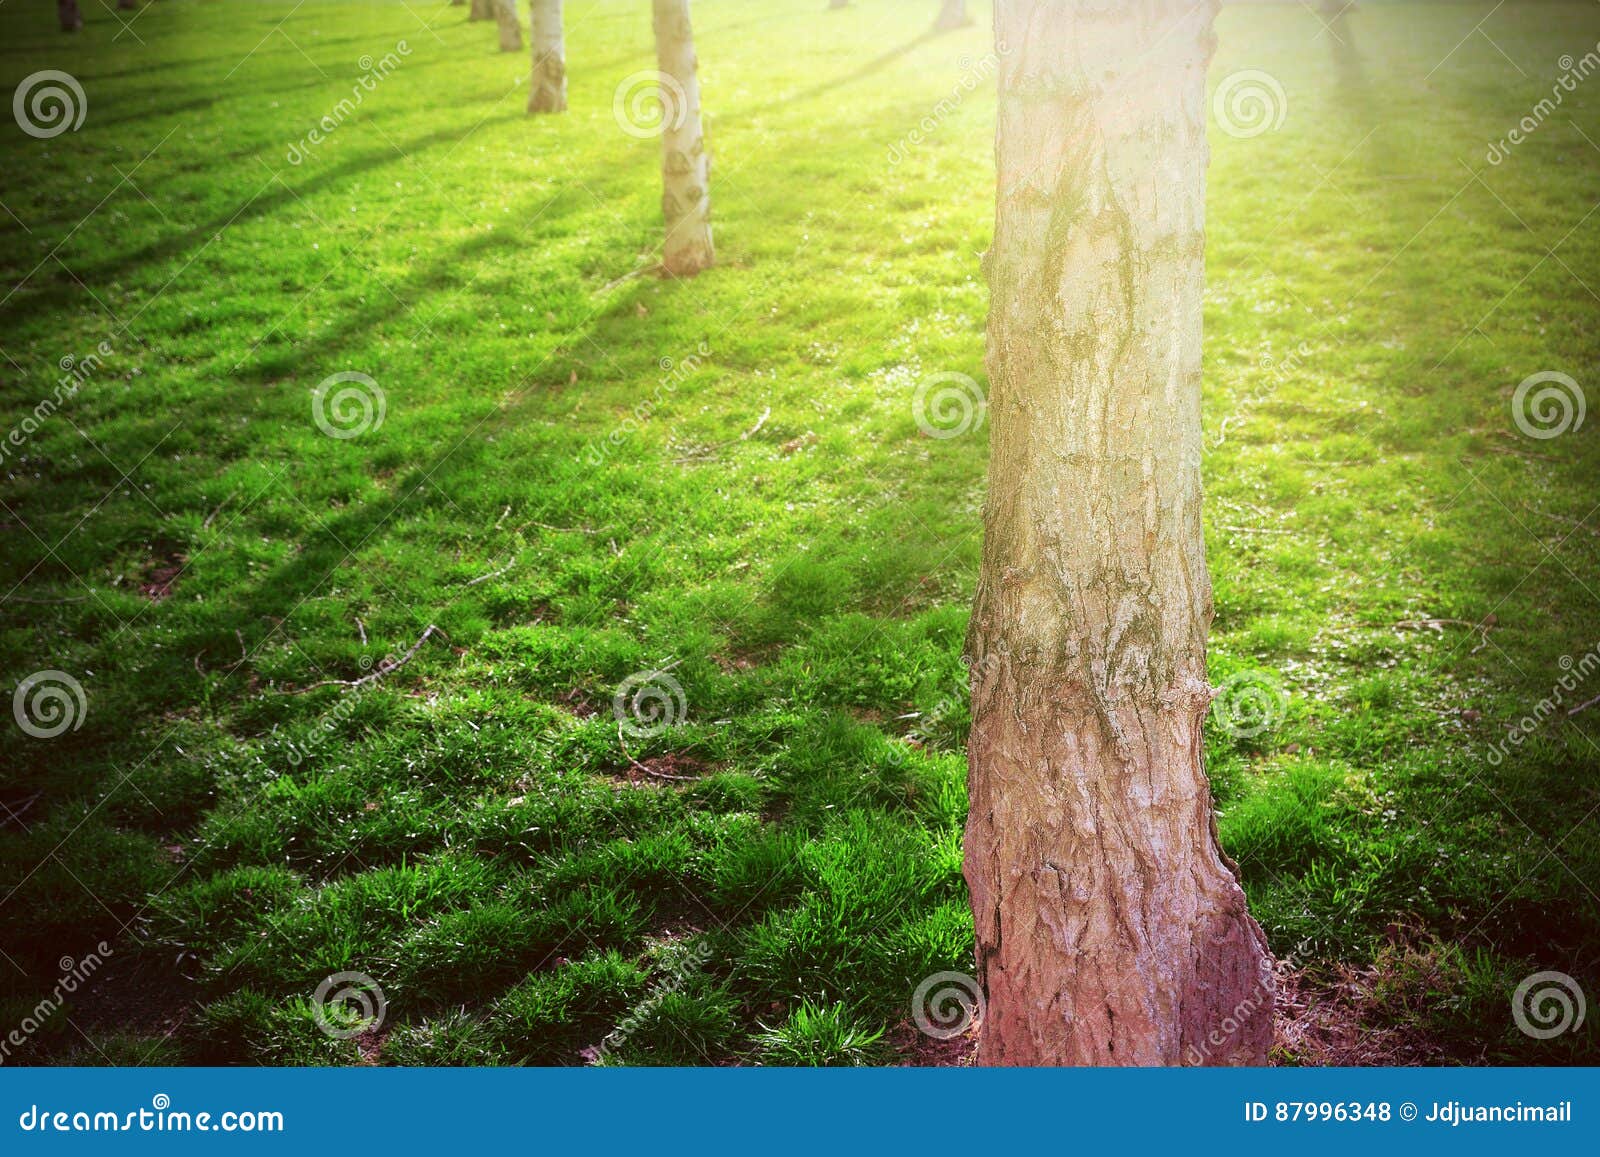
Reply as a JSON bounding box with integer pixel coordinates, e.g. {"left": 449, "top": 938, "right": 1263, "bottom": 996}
{"left": 1, "top": 0, "right": 1597, "bottom": 1066}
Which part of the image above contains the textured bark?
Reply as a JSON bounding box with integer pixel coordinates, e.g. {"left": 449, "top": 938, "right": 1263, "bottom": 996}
{"left": 527, "top": 0, "right": 567, "bottom": 114}
{"left": 494, "top": 0, "right": 522, "bottom": 51}
{"left": 58, "top": 0, "right": 83, "bottom": 31}
{"left": 935, "top": 0, "right": 969, "bottom": 29}
{"left": 965, "top": 0, "right": 1273, "bottom": 1067}
{"left": 653, "top": 0, "right": 713, "bottom": 276}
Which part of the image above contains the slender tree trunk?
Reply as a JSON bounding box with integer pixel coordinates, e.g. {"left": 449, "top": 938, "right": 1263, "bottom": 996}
{"left": 527, "top": 0, "right": 567, "bottom": 114}
{"left": 58, "top": 0, "right": 83, "bottom": 31}
{"left": 935, "top": 0, "right": 968, "bottom": 29}
{"left": 653, "top": 0, "right": 713, "bottom": 276}
{"left": 495, "top": 0, "right": 522, "bottom": 51}
{"left": 469, "top": 0, "right": 491, "bottom": 22}
{"left": 965, "top": 0, "right": 1273, "bottom": 1067}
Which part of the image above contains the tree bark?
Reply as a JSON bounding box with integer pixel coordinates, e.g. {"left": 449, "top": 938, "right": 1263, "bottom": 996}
{"left": 527, "top": 0, "right": 567, "bottom": 114}
{"left": 653, "top": 0, "right": 713, "bottom": 277}
{"left": 965, "top": 0, "right": 1273, "bottom": 1067}
{"left": 495, "top": 0, "right": 522, "bottom": 51}
{"left": 58, "top": 0, "right": 83, "bottom": 31}
{"left": 469, "top": 0, "right": 491, "bottom": 22}
{"left": 935, "top": 0, "right": 968, "bottom": 29}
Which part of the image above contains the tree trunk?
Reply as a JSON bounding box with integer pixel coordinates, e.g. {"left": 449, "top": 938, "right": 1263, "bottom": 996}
{"left": 469, "top": 0, "right": 491, "bottom": 22}
{"left": 830, "top": 0, "right": 849, "bottom": 9}
{"left": 118, "top": 0, "right": 137, "bottom": 10}
{"left": 653, "top": 0, "right": 713, "bottom": 277}
{"left": 495, "top": 0, "right": 522, "bottom": 51}
{"left": 527, "top": 0, "right": 567, "bottom": 114}
{"left": 58, "top": 0, "right": 83, "bottom": 31}
{"left": 964, "top": 0, "right": 1273, "bottom": 1067}
{"left": 935, "top": 0, "right": 968, "bottom": 29}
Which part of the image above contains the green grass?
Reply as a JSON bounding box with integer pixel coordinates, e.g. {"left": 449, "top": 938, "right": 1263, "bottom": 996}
{"left": 1, "top": 0, "right": 1597, "bottom": 1066}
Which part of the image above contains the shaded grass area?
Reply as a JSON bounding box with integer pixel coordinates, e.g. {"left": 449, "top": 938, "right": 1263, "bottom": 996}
{"left": 0, "top": 0, "right": 1596, "bottom": 1065}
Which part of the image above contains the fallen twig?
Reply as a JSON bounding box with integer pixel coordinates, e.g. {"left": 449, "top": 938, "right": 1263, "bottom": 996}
{"left": 742, "top": 406, "right": 771, "bottom": 441}
{"left": 280, "top": 624, "right": 445, "bottom": 694}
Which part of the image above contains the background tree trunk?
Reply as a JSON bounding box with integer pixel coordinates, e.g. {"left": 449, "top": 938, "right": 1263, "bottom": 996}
{"left": 965, "top": 0, "right": 1273, "bottom": 1066}
{"left": 934, "top": 0, "right": 968, "bottom": 29}
{"left": 653, "top": 0, "right": 713, "bottom": 276}
{"left": 527, "top": 0, "right": 567, "bottom": 114}
{"left": 495, "top": 0, "right": 523, "bottom": 51}
{"left": 118, "top": 0, "right": 137, "bottom": 10}
{"left": 469, "top": 0, "right": 491, "bottom": 22}
{"left": 58, "top": 0, "right": 83, "bottom": 31}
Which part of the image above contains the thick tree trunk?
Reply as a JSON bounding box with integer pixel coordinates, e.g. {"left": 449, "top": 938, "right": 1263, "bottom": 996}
{"left": 58, "top": 0, "right": 83, "bottom": 31}
{"left": 527, "top": 0, "right": 567, "bottom": 114}
{"left": 935, "top": 0, "right": 968, "bottom": 29}
{"left": 495, "top": 0, "right": 522, "bottom": 51}
{"left": 653, "top": 0, "right": 713, "bottom": 276}
{"left": 964, "top": 0, "right": 1273, "bottom": 1067}
{"left": 469, "top": 0, "right": 491, "bottom": 22}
